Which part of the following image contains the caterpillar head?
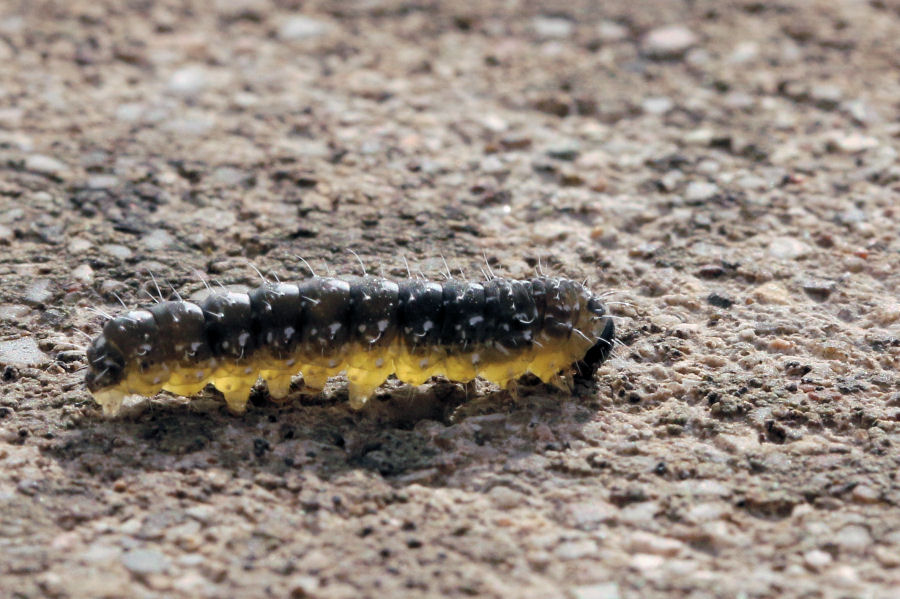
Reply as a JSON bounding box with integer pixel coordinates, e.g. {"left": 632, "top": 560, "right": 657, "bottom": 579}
{"left": 85, "top": 335, "right": 126, "bottom": 392}
{"left": 574, "top": 295, "right": 616, "bottom": 380}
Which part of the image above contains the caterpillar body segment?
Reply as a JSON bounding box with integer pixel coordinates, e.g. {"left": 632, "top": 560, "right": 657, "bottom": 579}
{"left": 85, "top": 276, "right": 616, "bottom": 416}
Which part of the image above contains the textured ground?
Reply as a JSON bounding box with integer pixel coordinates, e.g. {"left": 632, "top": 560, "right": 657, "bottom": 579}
{"left": 1, "top": 1, "right": 899, "bottom": 598}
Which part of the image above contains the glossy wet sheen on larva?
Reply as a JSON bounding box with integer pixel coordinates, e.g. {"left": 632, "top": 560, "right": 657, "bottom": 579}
{"left": 85, "top": 276, "right": 615, "bottom": 415}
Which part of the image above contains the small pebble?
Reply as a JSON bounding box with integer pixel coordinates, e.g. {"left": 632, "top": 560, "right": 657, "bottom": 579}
{"left": 288, "top": 575, "right": 320, "bottom": 598}
{"left": 567, "top": 501, "right": 617, "bottom": 530}
{"left": 116, "top": 103, "right": 146, "bottom": 122}
{"left": 167, "top": 66, "right": 209, "bottom": 95}
{"left": 629, "top": 553, "right": 665, "bottom": 571}
{"left": 192, "top": 207, "right": 236, "bottom": 230}
{"left": 872, "top": 302, "right": 900, "bottom": 325}
{"left": 769, "top": 236, "right": 812, "bottom": 260}
{"left": 628, "top": 531, "right": 684, "bottom": 556}
{"left": 211, "top": 167, "right": 251, "bottom": 186}
{"left": 850, "top": 484, "right": 879, "bottom": 504}
{"left": 683, "top": 129, "right": 714, "bottom": 145}
{"left": 0, "top": 337, "right": 47, "bottom": 366}
{"left": 696, "top": 159, "right": 719, "bottom": 175}
{"left": 725, "top": 92, "right": 755, "bottom": 110}
{"left": 25, "top": 154, "right": 68, "bottom": 177}
{"left": 72, "top": 264, "right": 94, "bottom": 284}
{"left": 768, "top": 338, "right": 794, "bottom": 352}
{"left": 826, "top": 131, "right": 879, "bottom": 154}
{"left": 546, "top": 143, "right": 580, "bottom": 161}
{"left": 873, "top": 546, "right": 900, "bottom": 568}
{"left": 214, "top": 0, "right": 267, "bottom": 21}
{"left": 571, "top": 582, "right": 621, "bottom": 599}
{"left": 736, "top": 174, "right": 768, "bottom": 190}
{"left": 799, "top": 278, "right": 834, "bottom": 301}
{"left": 841, "top": 99, "right": 878, "bottom": 124}
{"left": 162, "top": 116, "right": 214, "bottom": 136}
{"left": 24, "top": 279, "right": 54, "bottom": 305}
{"left": 750, "top": 282, "right": 791, "bottom": 305}
{"left": 829, "top": 564, "right": 860, "bottom": 586}
{"left": 686, "top": 502, "right": 726, "bottom": 522}
{"left": 835, "top": 207, "right": 866, "bottom": 225}
{"left": 0, "top": 304, "right": 31, "bottom": 322}
{"left": 835, "top": 524, "right": 872, "bottom": 553}
{"left": 618, "top": 501, "right": 659, "bottom": 524}
{"left": 141, "top": 229, "right": 175, "bottom": 251}
{"left": 642, "top": 25, "right": 697, "bottom": 59}
{"left": 641, "top": 96, "right": 674, "bottom": 115}
{"left": 121, "top": 548, "right": 168, "bottom": 577}
{"left": 532, "top": 222, "right": 570, "bottom": 243}
{"left": 737, "top": 327, "right": 756, "bottom": 342}
{"left": 0, "top": 224, "right": 13, "bottom": 244}
{"left": 728, "top": 41, "right": 759, "bottom": 64}
{"left": 481, "top": 155, "right": 508, "bottom": 175}
{"left": 810, "top": 84, "right": 842, "bottom": 110}
{"left": 532, "top": 16, "right": 573, "bottom": 40}
{"left": 101, "top": 244, "right": 133, "bottom": 261}
{"left": 707, "top": 292, "right": 734, "bottom": 309}
{"left": 488, "top": 486, "right": 522, "bottom": 510}
{"left": 803, "top": 549, "right": 832, "bottom": 571}
{"left": 68, "top": 238, "right": 92, "bottom": 254}
{"left": 684, "top": 181, "right": 719, "bottom": 202}
{"left": 278, "top": 16, "right": 331, "bottom": 41}
{"left": 555, "top": 539, "right": 598, "bottom": 560}
{"left": 596, "top": 21, "right": 628, "bottom": 43}
{"left": 660, "top": 170, "right": 683, "bottom": 191}
{"left": 86, "top": 175, "right": 119, "bottom": 190}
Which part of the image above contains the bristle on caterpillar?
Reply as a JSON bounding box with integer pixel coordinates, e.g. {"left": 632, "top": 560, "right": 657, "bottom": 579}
{"left": 85, "top": 276, "right": 615, "bottom": 416}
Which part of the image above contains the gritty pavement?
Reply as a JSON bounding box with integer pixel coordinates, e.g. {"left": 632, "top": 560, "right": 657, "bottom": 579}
{"left": 0, "top": 1, "right": 899, "bottom": 598}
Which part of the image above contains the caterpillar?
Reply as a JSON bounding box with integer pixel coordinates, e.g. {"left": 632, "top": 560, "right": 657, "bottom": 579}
{"left": 85, "top": 275, "right": 615, "bottom": 416}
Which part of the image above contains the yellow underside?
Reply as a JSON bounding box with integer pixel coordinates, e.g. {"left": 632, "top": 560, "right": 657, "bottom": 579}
{"left": 91, "top": 334, "right": 592, "bottom": 416}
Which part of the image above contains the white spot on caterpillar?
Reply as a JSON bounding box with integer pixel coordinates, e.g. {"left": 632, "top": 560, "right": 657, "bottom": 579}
{"left": 358, "top": 324, "right": 367, "bottom": 333}
{"left": 471, "top": 353, "right": 480, "bottom": 364}
{"left": 377, "top": 319, "right": 388, "bottom": 332}
{"left": 375, "top": 358, "right": 384, "bottom": 368}
{"left": 285, "top": 326, "right": 295, "bottom": 339}
{"left": 469, "top": 316, "right": 484, "bottom": 325}
{"left": 328, "top": 322, "right": 342, "bottom": 336}
{"left": 239, "top": 332, "right": 250, "bottom": 347}
{"left": 423, "top": 321, "right": 433, "bottom": 331}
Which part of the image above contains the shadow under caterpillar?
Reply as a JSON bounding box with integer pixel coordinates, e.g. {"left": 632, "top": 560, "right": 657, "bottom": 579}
{"left": 86, "top": 275, "right": 615, "bottom": 416}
